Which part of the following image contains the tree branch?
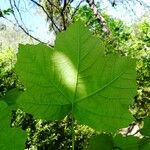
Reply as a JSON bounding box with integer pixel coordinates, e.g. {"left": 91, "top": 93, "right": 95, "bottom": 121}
{"left": 30, "top": 0, "right": 61, "bottom": 32}
{"left": 13, "top": 0, "right": 29, "bottom": 32}
{"left": 47, "top": 0, "right": 60, "bottom": 10}
{"left": 86, "top": 0, "right": 110, "bottom": 34}
{"left": 8, "top": 0, "right": 54, "bottom": 48}
{"left": 60, "top": 0, "right": 68, "bottom": 30}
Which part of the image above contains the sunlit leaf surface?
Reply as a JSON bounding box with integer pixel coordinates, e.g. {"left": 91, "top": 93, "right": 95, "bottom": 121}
{"left": 15, "top": 21, "right": 136, "bottom": 132}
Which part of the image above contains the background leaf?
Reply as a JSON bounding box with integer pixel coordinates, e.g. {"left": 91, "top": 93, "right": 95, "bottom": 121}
{"left": 139, "top": 138, "right": 150, "bottom": 150}
{"left": 88, "top": 134, "right": 139, "bottom": 150}
{"left": 0, "top": 101, "right": 26, "bottom": 150}
{"left": 114, "top": 135, "right": 139, "bottom": 150}
{"left": 140, "top": 116, "right": 150, "bottom": 137}
{"left": 87, "top": 134, "right": 113, "bottom": 150}
{"left": 0, "top": 89, "right": 22, "bottom": 109}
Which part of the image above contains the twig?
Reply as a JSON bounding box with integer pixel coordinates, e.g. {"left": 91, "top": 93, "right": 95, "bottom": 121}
{"left": 61, "top": 0, "right": 67, "bottom": 30}
{"left": 136, "top": 0, "right": 150, "bottom": 8}
{"left": 30, "top": 0, "right": 61, "bottom": 32}
{"left": 13, "top": 0, "right": 29, "bottom": 32}
{"left": 6, "top": 16, "right": 54, "bottom": 47}
{"left": 71, "top": 0, "right": 84, "bottom": 19}
{"left": 47, "top": 0, "right": 60, "bottom": 10}
{"left": 8, "top": 0, "right": 54, "bottom": 48}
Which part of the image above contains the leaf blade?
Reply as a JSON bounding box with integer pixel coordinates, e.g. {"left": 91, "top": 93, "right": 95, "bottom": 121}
{"left": 15, "top": 21, "right": 137, "bottom": 132}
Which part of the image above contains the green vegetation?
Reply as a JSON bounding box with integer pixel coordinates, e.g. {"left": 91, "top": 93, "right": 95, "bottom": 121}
{"left": 0, "top": 3, "right": 150, "bottom": 150}
{"left": 0, "top": 101, "right": 26, "bottom": 150}
{"left": 0, "top": 49, "right": 17, "bottom": 97}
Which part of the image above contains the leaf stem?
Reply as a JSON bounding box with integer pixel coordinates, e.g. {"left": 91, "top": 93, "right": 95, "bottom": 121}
{"left": 71, "top": 112, "right": 75, "bottom": 150}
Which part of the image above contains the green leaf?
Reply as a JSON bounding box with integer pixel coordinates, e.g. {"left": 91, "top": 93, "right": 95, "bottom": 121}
{"left": 15, "top": 21, "right": 136, "bottom": 132}
{"left": 3, "top": 8, "right": 13, "bottom": 15}
{"left": 0, "top": 89, "right": 23, "bottom": 109}
{"left": 114, "top": 135, "right": 139, "bottom": 150}
{"left": 141, "top": 117, "right": 150, "bottom": 137}
{"left": 87, "top": 134, "right": 139, "bottom": 150}
{"left": 0, "top": 129, "right": 26, "bottom": 150}
{"left": 139, "top": 138, "right": 150, "bottom": 150}
{"left": 0, "top": 101, "right": 10, "bottom": 127}
{"left": 0, "top": 101, "right": 26, "bottom": 150}
{"left": 88, "top": 134, "right": 113, "bottom": 150}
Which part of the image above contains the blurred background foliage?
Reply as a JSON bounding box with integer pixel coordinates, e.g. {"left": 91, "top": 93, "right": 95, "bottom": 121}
{"left": 0, "top": 48, "right": 17, "bottom": 97}
{"left": 0, "top": 3, "right": 150, "bottom": 150}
